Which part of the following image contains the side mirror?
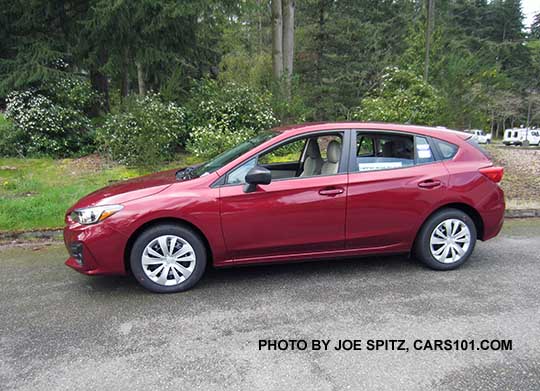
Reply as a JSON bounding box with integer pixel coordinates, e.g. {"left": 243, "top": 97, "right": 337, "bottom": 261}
{"left": 243, "top": 165, "right": 271, "bottom": 193}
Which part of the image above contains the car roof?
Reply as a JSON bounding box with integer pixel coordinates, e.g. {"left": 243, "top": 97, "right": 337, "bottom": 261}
{"left": 272, "top": 122, "right": 471, "bottom": 141}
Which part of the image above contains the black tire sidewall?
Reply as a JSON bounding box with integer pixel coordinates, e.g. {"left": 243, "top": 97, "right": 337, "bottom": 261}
{"left": 130, "top": 224, "right": 207, "bottom": 293}
{"left": 415, "top": 208, "right": 477, "bottom": 270}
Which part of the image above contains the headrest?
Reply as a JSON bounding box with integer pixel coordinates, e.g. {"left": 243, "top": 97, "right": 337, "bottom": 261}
{"left": 306, "top": 139, "right": 321, "bottom": 159}
{"left": 382, "top": 141, "right": 394, "bottom": 157}
{"left": 327, "top": 140, "right": 341, "bottom": 163}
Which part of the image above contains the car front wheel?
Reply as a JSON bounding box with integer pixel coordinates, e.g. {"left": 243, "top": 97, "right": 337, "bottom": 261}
{"left": 130, "top": 224, "right": 207, "bottom": 293}
{"left": 414, "top": 208, "right": 477, "bottom": 270}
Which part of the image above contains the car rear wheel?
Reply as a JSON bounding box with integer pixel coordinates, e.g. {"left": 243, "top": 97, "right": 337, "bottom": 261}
{"left": 130, "top": 224, "right": 207, "bottom": 293}
{"left": 414, "top": 208, "right": 477, "bottom": 270}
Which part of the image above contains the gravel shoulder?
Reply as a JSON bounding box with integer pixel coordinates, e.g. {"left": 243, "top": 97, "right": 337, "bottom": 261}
{"left": 486, "top": 145, "right": 540, "bottom": 209}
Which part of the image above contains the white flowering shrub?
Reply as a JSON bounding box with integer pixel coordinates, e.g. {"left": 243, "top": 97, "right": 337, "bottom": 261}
{"left": 186, "top": 80, "right": 277, "bottom": 158}
{"left": 96, "top": 94, "right": 188, "bottom": 166}
{"left": 351, "top": 67, "right": 443, "bottom": 125}
{"left": 188, "top": 125, "right": 256, "bottom": 158}
{"left": 47, "top": 77, "right": 102, "bottom": 113}
{"left": 4, "top": 89, "right": 93, "bottom": 157}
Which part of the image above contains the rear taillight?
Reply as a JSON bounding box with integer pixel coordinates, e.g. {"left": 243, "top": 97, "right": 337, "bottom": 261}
{"left": 479, "top": 166, "right": 504, "bottom": 183}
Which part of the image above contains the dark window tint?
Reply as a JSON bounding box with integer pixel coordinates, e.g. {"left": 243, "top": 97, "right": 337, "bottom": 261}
{"left": 434, "top": 139, "right": 458, "bottom": 159}
{"left": 356, "top": 133, "right": 414, "bottom": 172}
{"left": 357, "top": 135, "right": 375, "bottom": 156}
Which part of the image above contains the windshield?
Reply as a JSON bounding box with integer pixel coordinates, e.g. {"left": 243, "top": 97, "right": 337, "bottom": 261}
{"left": 192, "top": 131, "right": 279, "bottom": 177}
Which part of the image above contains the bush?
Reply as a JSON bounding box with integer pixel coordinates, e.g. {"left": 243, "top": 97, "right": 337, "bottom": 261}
{"left": 47, "top": 77, "right": 102, "bottom": 114}
{"left": 3, "top": 89, "right": 94, "bottom": 157}
{"left": 186, "top": 79, "right": 277, "bottom": 158}
{"left": 351, "top": 67, "right": 443, "bottom": 125}
{"left": 0, "top": 118, "right": 22, "bottom": 156}
{"left": 96, "top": 94, "right": 188, "bottom": 166}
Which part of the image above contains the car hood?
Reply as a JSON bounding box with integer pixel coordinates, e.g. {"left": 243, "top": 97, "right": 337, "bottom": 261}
{"left": 69, "top": 169, "right": 181, "bottom": 211}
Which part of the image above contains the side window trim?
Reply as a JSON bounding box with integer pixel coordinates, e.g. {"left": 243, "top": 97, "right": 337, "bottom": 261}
{"left": 413, "top": 135, "right": 437, "bottom": 165}
{"left": 215, "top": 130, "right": 350, "bottom": 188}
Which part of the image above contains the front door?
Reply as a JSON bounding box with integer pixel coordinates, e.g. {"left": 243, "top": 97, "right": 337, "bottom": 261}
{"left": 219, "top": 132, "right": 348, "bottom": 261}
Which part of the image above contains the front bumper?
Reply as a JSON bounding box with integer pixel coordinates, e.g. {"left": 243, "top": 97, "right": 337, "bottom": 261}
{"left": 64, "top": 221, "right": 129, "bottom": 276}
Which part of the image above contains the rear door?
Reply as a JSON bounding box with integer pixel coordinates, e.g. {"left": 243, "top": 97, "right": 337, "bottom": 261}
{"left": 345, "top": 130, "right": 450, "bottom": 251}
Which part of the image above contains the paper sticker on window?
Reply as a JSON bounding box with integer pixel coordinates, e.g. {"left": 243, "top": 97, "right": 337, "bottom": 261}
{"left": 358, "top": 162, "right": 403, "bottom": 171}
{"left": 417, "top": 144, "right": 430, "bottom": 150}
{"left": 418, "top": 150, "right": 432, "bottom": 159}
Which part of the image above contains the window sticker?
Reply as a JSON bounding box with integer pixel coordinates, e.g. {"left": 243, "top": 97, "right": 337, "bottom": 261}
{"left": 418, "top": 150, "right": 432, "bottom": 159}
{"left": 358, "top": 162, "right": 403, "bottom": 171}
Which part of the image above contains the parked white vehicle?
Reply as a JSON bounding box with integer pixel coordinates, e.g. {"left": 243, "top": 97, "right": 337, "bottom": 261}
{"left": 503, "top": 128, "right": 540, "bottom": 146}
{"left": 468, "top": 129, "right": 492, "bottom": 144}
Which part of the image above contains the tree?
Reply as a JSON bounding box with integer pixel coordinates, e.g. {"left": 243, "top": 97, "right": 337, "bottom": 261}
{"left": 424, "top": 0, "right": 435, "bottom": 82}
{"left": 271, "top": 0, "right": 295, "bottom": 99}
{"left": 351, "top": 67, "right": 443, "bottom": 125}
{"left": 271, "top": 0, "right": 283, "bottom": 81}
{"left": 532, "top": 12, "right": 540, "bottom": 39}
{"left": 282, "top": 0, "right": 295, "bottom": 98}
{"left": 296, "top": 0, "right": 413, "bottom": 120}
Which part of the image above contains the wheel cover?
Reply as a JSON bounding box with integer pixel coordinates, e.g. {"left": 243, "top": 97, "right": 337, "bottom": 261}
{"left": 429, "top": 219, "right": 471, "bottom": 264}
{"left": 141, "top": 235, "right": 196, "bottom": 286}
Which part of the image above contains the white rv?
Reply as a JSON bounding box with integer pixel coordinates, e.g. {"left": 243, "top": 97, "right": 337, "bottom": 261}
{"left": 503, "top": 128, "right": 540, "bottom": 146}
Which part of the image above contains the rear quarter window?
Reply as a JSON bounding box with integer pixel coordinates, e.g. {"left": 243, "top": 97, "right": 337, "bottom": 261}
{"left": 466, "top": 138, "right": 491, "bottom": 159}
{"left": 434, "top": 139, "right": 458, "bottom": 160}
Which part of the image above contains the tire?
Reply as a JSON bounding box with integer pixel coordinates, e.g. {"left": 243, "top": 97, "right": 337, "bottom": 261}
{"left": 414, "top": 208, "right": 477, "bottom": 271}
{"left": 130, "top": 224, "right": 207, "bottom": 293}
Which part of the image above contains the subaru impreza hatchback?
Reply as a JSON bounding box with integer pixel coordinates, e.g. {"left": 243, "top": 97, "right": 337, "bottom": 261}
{"left": 65, "top": 123, "right": 505, "bottom": 293}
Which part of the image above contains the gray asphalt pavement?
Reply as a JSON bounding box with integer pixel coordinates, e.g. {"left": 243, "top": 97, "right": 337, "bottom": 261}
{"left": 1, "top": 219, "right": 540, "bottom": 390}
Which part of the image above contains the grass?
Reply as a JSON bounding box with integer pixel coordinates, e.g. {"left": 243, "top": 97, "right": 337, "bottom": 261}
{"left": 0, "top": 155, "right": 197, "bottom": 232}
{"left": 0, "top": 112, "right": 8, "bottom": 126}
{"left": 1, "top": 141, "right": 539, "bottom": 232}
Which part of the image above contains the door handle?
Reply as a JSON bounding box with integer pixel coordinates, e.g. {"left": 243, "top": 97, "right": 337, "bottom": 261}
{"left": 319, "top": 187, "right": 344, "bottom": 196}
{"left": 418, "top": 179, "right": 441, "bottom": 189}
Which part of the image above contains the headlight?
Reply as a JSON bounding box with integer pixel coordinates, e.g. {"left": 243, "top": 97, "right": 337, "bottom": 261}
{"left": 71, "top": 205, "right": 123, "bottom": 225}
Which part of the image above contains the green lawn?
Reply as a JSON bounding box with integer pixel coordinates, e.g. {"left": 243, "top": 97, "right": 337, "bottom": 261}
{"left": 0, "top": 112, "right": 8, "bottom": 126}
{"left": 0, "top": 155, "right": 196, "bottom": 232}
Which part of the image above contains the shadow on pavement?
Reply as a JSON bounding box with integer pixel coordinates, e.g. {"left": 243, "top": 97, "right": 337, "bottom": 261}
{"left": 80, "top": 253, "right": 419, "bottom": 294}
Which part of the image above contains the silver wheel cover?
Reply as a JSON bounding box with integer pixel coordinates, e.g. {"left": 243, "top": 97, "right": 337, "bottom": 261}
{"left": 141, "top": 235, "right": 196, "bottom": 286}
{"left": 429, "top": 219, "right": 471, "bottom": 264}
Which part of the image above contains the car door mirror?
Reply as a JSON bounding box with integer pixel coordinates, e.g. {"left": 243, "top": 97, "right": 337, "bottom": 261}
{"left": 243, "top": 165, "right": 271, "bottom": 193}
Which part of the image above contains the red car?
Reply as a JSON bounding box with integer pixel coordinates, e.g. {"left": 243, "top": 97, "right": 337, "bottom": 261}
{"left": 64, "top": 123, "right": 505, "bottom": 293}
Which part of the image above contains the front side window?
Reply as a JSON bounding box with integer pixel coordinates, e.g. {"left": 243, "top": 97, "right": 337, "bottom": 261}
{"left": 224, "top": 132, "right": 343, "bottom": 185}
{"left": 258, "top": 138, "right": 305, "bottom": 165}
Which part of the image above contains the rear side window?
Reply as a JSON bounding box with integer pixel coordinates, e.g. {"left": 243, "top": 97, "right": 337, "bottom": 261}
{"left": 355, "top": 133, "right": 415, "bottom": 172}
{"left": 434, "top": 139, "right": 458, "bottom": 160}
